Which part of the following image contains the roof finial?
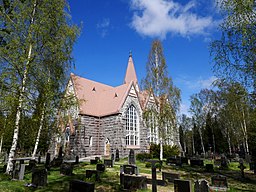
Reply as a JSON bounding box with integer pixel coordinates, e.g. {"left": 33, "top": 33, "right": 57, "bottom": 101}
{"left": 129, "top": 50, "right": 132, "bottom": 57}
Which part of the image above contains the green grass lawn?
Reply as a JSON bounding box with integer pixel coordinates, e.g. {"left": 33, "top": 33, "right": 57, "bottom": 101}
{"left": 0, "top": 158, "right": 255, "bottom": 192}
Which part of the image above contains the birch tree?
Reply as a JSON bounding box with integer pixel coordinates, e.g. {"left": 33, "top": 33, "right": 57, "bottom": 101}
{"left": 0, "top": 0, "right": 78, "bottom": 174}
{"left": 143, "top": 40, "right": 181, "bottom": 160}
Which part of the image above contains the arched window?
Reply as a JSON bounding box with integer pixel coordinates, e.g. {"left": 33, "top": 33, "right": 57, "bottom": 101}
{"left": 125, "top": 105, "right": 139, "bottom": 146}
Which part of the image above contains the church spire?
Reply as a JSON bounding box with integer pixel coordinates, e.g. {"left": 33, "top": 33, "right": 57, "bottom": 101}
{"left": 124, "top": 52, "right": 138, "bottom": 88}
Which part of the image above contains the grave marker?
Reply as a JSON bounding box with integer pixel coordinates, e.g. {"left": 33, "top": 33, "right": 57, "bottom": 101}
{"left": 116, "top": 149, "right": 120, "bottom": 161}
{"left": 69, "top": 179, "right": 95, "bottom": 192}
{"left": 174, "top": 179, "right": 192, "bottom": 192}
{"left": 128, "top": 149, "right": 135, "bottom": 165}
{"left": 32, "top": 168, "right": 48, "bottom": 187}
{"left": 18, "top": 164, "right": 26, "bottom": 180}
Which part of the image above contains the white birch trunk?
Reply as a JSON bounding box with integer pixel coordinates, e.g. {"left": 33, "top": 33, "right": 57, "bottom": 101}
{"left": 160, "top": 139, "right": 163, "bottom": 161}
{"left": 32, "top": 102, "right": 46, "bottom": 158}
{"left": 6, "top": 0, "right": 37, "bottom": 174}
{"left": 0, "top": 135, "right": 3, "bottom": 154}
{"left": 198, "top": 127, "right": 205, "bottom": 157}
{"left": 242, "top": 110, "right": 249, "bottom": 154}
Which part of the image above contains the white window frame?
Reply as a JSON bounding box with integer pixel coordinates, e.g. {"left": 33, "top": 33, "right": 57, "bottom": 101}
{"left": 148, "top": 113, "right": 159, "bottom": 144}
{"left": 125, "top": 105, "right": 139, "bottom": 146}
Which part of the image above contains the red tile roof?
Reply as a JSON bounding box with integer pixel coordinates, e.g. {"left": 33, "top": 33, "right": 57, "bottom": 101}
{"left": 70, "top": 55, "right": 151, "bottom": 117}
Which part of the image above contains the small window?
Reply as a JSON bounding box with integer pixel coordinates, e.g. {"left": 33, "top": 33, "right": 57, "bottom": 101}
{"left": 89, "top": 136, "right": 93, "bottom": 147}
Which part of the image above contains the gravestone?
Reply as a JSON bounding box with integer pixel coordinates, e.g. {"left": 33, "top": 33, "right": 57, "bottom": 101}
{"left": 146, "top": 159, "right": 159, "bottom": 192}
{"left": 122, "top": 164, "right": 138, "bottom": 175}
{"left": 162, "top": 172, "right": 180, "bottom": 182}
{"left": 60, "top": 163, "right": 73, "bottom": 176}
{"left": 111, "top": 153, "right": 115, "bottom": 162}
{"left": 58, "top": 146, "right": 63, "bottom": 159}
{"left": 69, "top": 179, "right": 95, "bottom": 192}
{"left": 104, "top": 159, "right": 113, "bottom": 167}
{"left": 86, "top": 170, "right": 100, "bottom": 181}
{"left": 200, "top": 180, "right": 209, "bottom": 192}
{"left": 120, "top": 173, "right": 147, "bottom": 190}
{"left": 214, "top": 159, "right": 221, "bottom": 167}
{"left": 116, "top": 149, "right": 120, "bottom": 161}
{"left": 190, "top": 159, "right": 204, "bottom": 167}
{"left": 90, "top": 159, "right": 97, "bottom": 165}
{"left": 211, "top": 175, "right": 228, "bottom": 188}
{"left": 95, "top": 157, "right": 100, "bottom": 163}
{"left": 128, "top": 149, "right": 135, "bottom": 165}
{"left": 38, "top": 156, "right": 41, "bottom": 164}
{"left": 45, "top": 153, "right": 51, "bottom": 170}
{"left": 194, "top": 180, "right": 200, "bottom": 192}
{"left": 238, "top": 161, "right": 246, "bottom": 178}
{"left": 174, "top": 179, "right": 192, "bottom": 192}
{"left": 96, "top": 163, "right": 105, "bottom": 172}
{"left": 75, "top": 156, "right": 79, "bottom": 164}
{"left": 27, "top": 159, "right": 36, "bottom": 171}
{"left": 32, "top": 168, "right": 48, "bottom": 187}
{"left": 205, "top": 164, "right": 214, "bottom": 172}
{"left": 220, "top": 156, "right": 228, "bottom": 169}
{"left": 18, "top": 164, "right": 26, "bottom": 180}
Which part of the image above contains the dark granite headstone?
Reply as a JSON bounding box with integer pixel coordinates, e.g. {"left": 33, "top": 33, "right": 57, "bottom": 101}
{"left": 200, "top": 180, "right": 209, "bottom": 192}
{"left": 116, "top": 149, "right": 120, "bottom": 161}
{"left": 86, "top": 170, "right": 100, "bottom": 181}
{"left": 32, "top": 168, "right": 47, "bottom": 187}
{"left": 123, "top": 164, "right": 138, "bottom": 175}
{"left": 205, "top": 164, "right": 214, "bottom": 172}
{"left": 90, "top": 159, "right": 97, "bottom": 165}
{"left": 28, "top": 159, "right": 37, "bottom": 170}
{"left": 69, "top": 179, "right": 95, "bottom": 192}
{"left": 96, "top": 163, "right": 105, "bottom": 172}
{"left": 194, "top": 180, "right": 200, "bottom": 192}
{"left": 45, "top": 153, "right": 51, "bottom": 169}
{"left": 174, "top": 179, "right": 191, "bottom": 192}
{"left": 38, "top": 156, "right": 41, "bottom": 164}
{"left": 104, "top": 159, "right": 113, "bottom": 167}
{"left": 249, "top": 162, "right": 255, "bottom": 171}
{"left": 75, "top": 156, "right": 79, "bottom": 164}
{"left": 60, "top": 163, "right": 73, "bottom": 176}
{"left": 111, "top": 153, "right": 115, "bottom": 161}
{"left": 120, "top": 173, "right": 147, "bottom": 190}
{"left": 211, "top": 175, "right": 228, "bottom": 188}
{"left": 190, "top": 159, "right": 204, "bottom": 166}
{"left": 162, "top": 172, "right": 180, "bottom": 182}
{"left": 128, "top": 149, "right": 135, "bottom": 165}
{"left": 58, "top": 146, "right": 63, "bottom": 159}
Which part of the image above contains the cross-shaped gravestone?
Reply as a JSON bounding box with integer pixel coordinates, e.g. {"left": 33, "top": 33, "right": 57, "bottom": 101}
{"left": 146, "top": 159, "right": 159, "bottom": 192}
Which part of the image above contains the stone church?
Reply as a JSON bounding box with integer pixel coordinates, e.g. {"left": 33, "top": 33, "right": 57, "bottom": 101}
{"left": 52, "top": 53, "right": 180, "bottom": 159}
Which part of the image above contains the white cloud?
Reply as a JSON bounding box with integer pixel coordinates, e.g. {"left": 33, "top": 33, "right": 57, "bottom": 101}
{"left": 175, "top": 75, "right": 218, "bottom": 90}
{"left": 130, "top": 0, "right": 216, "bottom": 39}
{"left": 96, "top": 18, "right": 110, "bottom": 38}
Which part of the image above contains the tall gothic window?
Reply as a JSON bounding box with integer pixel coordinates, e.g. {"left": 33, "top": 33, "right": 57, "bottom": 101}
{"left": 125, "top": 105, "right": 139, "bottom": 146}
{"left": 148, "top": 114, "right": 158, "bottom": 144}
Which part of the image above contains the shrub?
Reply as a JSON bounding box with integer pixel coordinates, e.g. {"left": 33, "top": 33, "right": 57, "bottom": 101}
{"left": 163, "top": 145, "right": 180, "bottom": 158}
{"left": 145, "top": 162, "right": 151, "bottom": 168}
{"left": 150, "top": 143, "right": 180, "bottom": 159}
{"left": 136, "top": 152, "right": 152, "bottom": 162}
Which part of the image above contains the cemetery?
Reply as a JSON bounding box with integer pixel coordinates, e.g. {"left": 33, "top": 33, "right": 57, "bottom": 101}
{"left": 0, "top": 151, "right": 256, "bottom": 191}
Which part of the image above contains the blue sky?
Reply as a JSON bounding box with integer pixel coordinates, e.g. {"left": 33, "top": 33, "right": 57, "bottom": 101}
{"left": 68, "top": 0, "right": 222, "bottom": 115}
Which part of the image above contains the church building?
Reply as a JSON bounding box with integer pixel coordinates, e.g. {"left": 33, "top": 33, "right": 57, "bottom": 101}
{"left": 53, "top": 53, "right": 180, "bottom": 158}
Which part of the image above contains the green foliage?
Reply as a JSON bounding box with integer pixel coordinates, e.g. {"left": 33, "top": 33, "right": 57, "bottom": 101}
{"left": 150, "top": 143, "right": 180, "bottom": 158}
{"left": 136, "top": 152, "right": 152, "bottom": 162}
{"left": 145, "top": 162, "right": 151, "bottom": 168}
